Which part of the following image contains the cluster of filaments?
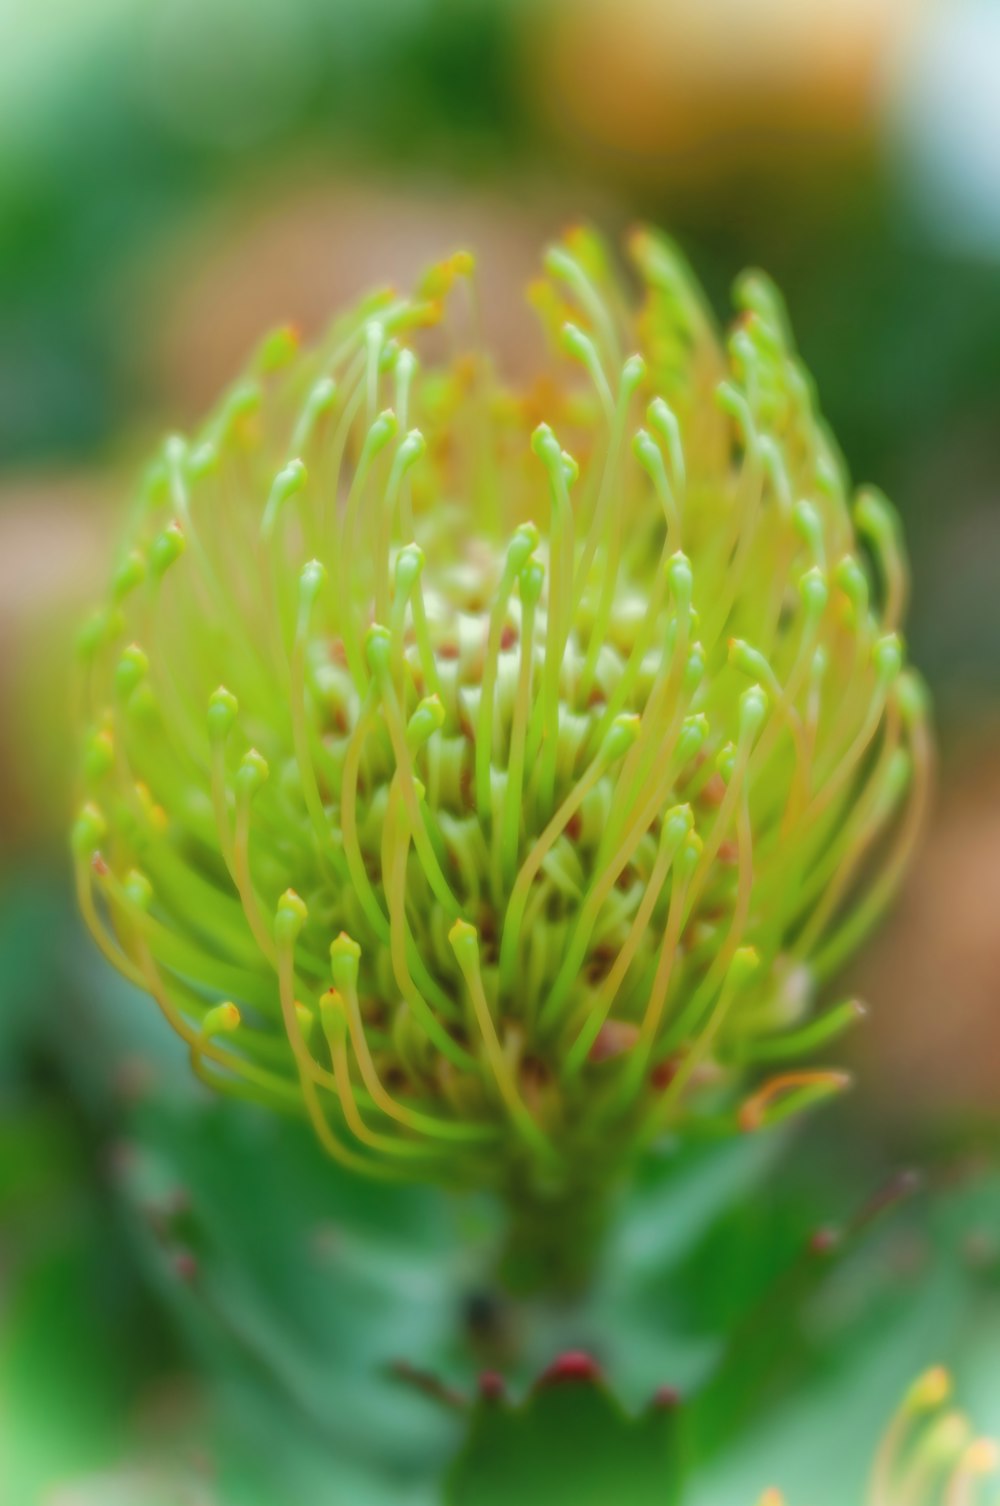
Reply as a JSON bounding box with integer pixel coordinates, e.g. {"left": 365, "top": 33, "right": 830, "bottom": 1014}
{"left": 74, "top": 226, "right": 930, "bottom": 1192}
{"left": 756, "top": 1367, "right": 999, "bottom": 1506}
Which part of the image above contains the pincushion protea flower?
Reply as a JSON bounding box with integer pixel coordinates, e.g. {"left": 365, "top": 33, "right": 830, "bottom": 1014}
{"left": 73, "top": 226, "right": 930, "bottom": 1221}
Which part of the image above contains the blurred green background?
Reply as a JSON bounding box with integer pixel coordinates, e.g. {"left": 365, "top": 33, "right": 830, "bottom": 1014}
{"left": 2, "top": 1, "right": 999, "bottom": 1501}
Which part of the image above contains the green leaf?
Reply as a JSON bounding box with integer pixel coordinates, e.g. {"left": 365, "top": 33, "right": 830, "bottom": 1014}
{"left": 447, "top": 1365, "right": 685, "bottom": 1506}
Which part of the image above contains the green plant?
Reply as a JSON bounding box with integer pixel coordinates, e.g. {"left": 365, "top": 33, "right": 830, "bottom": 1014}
{"left": 66, "top": 225, "right": 991, "bottom": 1503}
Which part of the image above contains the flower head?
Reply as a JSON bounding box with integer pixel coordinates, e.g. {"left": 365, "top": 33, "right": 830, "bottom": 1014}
{"left": 73, "top": 226, "right": 930, "bottom": 1198}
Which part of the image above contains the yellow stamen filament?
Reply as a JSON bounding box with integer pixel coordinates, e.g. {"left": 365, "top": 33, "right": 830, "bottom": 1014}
{"left": 232, "top": 779, "right": 279, "bottom": 967}
{"left": 565, "top": 807, "right": 690, "bottom": 1073}
{"left": 738, "top": 1070, "right": 850, "bottom": 1133}
{"left": 450, "top": 920, "right": 552, "bottom": 1159}
{"left": 500, "top": 718, "right": 638, "bottom": 1002}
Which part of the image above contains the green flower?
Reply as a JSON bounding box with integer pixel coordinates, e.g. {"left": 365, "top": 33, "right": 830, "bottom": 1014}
{"left": 73, "top": 226, "right": 930, "bottom": 1210}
